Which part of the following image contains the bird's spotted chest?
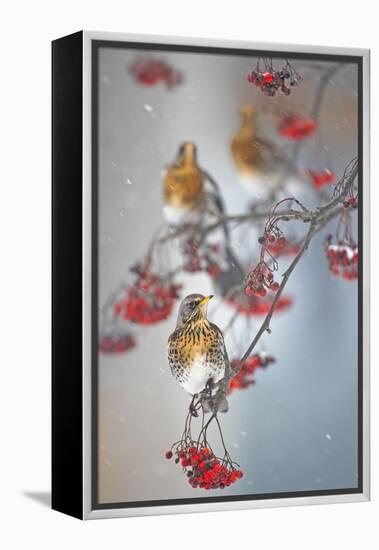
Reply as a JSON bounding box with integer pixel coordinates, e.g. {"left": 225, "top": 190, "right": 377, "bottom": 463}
{"left": 168, "top": 320, "right": 226, "bottom": 395}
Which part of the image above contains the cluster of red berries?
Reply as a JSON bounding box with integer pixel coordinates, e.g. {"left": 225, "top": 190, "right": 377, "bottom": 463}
{"left": 343, "top": 195, "right": 358, "bottom": 209}
{"left": 235, "top": 229, "right": 293, "bottom": 313}
{"left": 166, "top": 445, "right": 243, "bottom": 490}
{"left": 129, "top": 57, "right": 182, "bottom": 89}
{"left": 227, "top": 292, "right": 292, "bottom": 316}
{"left": 259, "top": 230, "right": 287, "bottom": 253}
{"left": 181, "top": 238, "right": 222, "bottom": 278}
{"left": 114, "top": 264, "right": 181, "bottom": 325}
{"left": 308, "top": 169, "right": 336, "bottom": 189}
{"left": 228, "top": 353, "right": 276, "bottom": 394}
{"left": 325, "top": 236, "right": 358, "bottom": 280}
{"left": 279, "top": 113, "right": 317, "bottom": 140}
{"left": 98, "top": 329, "right": 136, "bottom": 354}
{"left": 247, "top": 61, "right": 302, "bottom": 97}
{"left": 244, "top": 261, "right": 280, "bottom": 298}
{"left": 267, "top": 240, "right": 300, "bottom": 257}
{"left": 245, "top": 232, "right": 285, "bottom": 299}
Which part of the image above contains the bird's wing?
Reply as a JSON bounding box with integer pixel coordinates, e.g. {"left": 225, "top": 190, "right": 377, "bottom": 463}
{"left": 167, "top": 329, "right": 180, "bottom": 374}
{"left": 210, "top": 322, "right": 230, "bottom": 373}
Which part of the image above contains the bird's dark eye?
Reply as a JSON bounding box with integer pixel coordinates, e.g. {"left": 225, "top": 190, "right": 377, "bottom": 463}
{"left": 189, "top": 300, "right": 197, "bottom": 308}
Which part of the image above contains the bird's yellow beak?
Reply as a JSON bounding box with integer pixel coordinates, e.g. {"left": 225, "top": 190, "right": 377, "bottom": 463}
{"left": 199, "top": 295, "right": 214, "bottom": 306}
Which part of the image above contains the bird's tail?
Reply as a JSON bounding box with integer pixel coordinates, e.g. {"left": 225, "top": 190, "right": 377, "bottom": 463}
{"left": 201, "top": 395, "right": 229, "bottom": 414}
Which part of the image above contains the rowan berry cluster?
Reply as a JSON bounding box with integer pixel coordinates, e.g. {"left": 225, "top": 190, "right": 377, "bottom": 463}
{"left": 267, "top": 239, "right": 300, "bottom": 257}
{"left": 113, "top": 263, "right": 181, "bottom": 325}
{"left": 129, "top": 57, "right": 182, "bottom": 89}
{"left": 246, "top": 232, "right": 285, "bottom": 294}
{"left": 166, "top": 444, "right": 243, "bottom": 490}
{"left": 244, "top": 261, "right": 280, "bottom": 297}
{"left": 325, "top": 236, "right": 358, "bottom": 280}
{"left": 247, "top": 59, "right": 302, "bottom": 97}
{"left": 181, "top": 238, "right": 222, "bottom": 278}
{"left": 98, "top": 329, "right": 136, "bottom": 354}
{"left": 243, "top": 221, "right": 293, "bottom": 307}
{"left": 227, "top": 292, "right": 292, "bottom": 316}
{"left": 279, "top": 112, "right": 317, "bottom": 140}
{"left": 308, "top": 169, "right": 336, "bottom": 189}
{"left": 228, "top": 353, "right": 276, "bottom": 393}
{"left": 342, "top": 195, "right": 358, "bottom": 209}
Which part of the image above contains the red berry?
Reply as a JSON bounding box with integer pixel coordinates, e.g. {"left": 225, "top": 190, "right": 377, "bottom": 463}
{"left": 251, "top": 354, "right": 261, "bottom": 368}
{"left": 262, "top": 71, "right": 273, "bottom": 83}
{"left": 191, "top": 455, "right": 200, "bottom": 465}
{"left": 165, "top": 451, "right": 173, "bottom": 459}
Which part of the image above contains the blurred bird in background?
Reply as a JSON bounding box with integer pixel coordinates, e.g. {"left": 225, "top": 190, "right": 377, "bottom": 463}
{"left": 162, "top": 141, "right": 245, "bottom": 297}
{"left": 230, "top": 104, "right": 300, "bottom": 198}
{"left": 168, "top": 294, "right": 229, "bottom": 415}
{"left": 163, "top": 142, "right": 205, "bottom": 224}
{"left": 230, "top": 104, "right": 265, "bottom": 177}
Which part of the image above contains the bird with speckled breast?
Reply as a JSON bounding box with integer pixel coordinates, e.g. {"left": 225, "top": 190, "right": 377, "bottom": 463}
{"left": 168, "top": 294, "right": 229, "bottom": 414}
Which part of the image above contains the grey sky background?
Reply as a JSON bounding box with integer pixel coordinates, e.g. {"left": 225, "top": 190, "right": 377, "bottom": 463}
{"left": 97, "top": 47, "right": 358, "bottom": 504}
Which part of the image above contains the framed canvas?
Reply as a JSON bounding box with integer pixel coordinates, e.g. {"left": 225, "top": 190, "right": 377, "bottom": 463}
{"left": 52, "top": 31, "right": 370, "bottom": 520}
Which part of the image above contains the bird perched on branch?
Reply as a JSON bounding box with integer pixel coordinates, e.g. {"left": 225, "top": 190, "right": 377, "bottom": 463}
{"left": 163, "top": 142, "right": 205, "bottom": 224}
{"left": 168, "top": 294, "right": 229, "bottom": 414}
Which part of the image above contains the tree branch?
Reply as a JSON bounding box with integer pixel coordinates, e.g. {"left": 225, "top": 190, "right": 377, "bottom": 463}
{"left": 209, "top": 161, "right": 358, "bottom": 408}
